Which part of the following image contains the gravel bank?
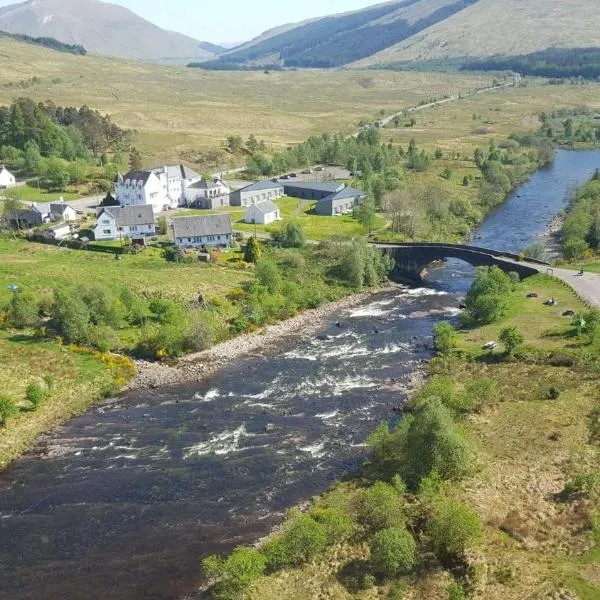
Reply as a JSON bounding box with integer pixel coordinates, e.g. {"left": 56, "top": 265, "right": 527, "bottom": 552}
{"left": 127, "top": 286, "right": 400, "bottom": 391}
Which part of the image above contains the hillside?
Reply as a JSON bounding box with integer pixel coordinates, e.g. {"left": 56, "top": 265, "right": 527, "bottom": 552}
{"left": 0, "top": 0, "right": 222, "bottom": 63}
{"left": 355, "top": 0, "right": 600, "bottom": 67}
{"left": 214, "top": 0, "right": 480, "bottom": 68}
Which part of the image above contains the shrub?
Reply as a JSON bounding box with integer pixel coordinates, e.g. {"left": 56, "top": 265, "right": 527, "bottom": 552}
{"left": 358, "top": 481, "right": 406, "bottom": 532}
{"left": 370, "top": 526, "right": 416, "bottom": 578}
{"left": 25, "top": 381, "right": 46, "bottom": 408}
{"left": 499, "top": 326, "right": 525, "bottom": 357}
{"left": 427, "top": 500, "right": 482, "bottom": 561}
{"left": 313, "top": 507, "right": 355, "bottom": 543}
{"left": 547, "top": 386, "right": 561, "bottom": 400}
{"left": 272, "top": 222, "right": 305, "bottom": 248}
{"left": 262, "top": 510, "right": 327, "bottom": 569}
{"left": 463, "top": 378, "right": 499, "bottom": 412}
{"left": 148, "top": 298, "right": 182, "bottom": 325}
{"left": 561, "top": 473, "right": 599, "bottom": 500}
{"left": 243, "top": 237, "right": 261, "bottom": 263}
{"left": 387, "top": 582, "right": 407, "bottom": 600}
{"left": 52, "top": 287, "right": 91, "bottom": 344}
{"left": 464, "top": 267, "right": 515, "bottom": 324}
{"left": 87, "top": 325, "right": 120, "bottom": 352}
{"left": 7, "top": 290, "right": 40, "bottom": 328}
{"left": 447, "top": 581, "right": 466, "bottom": 600}
{"left": 0, "top": 395, "right": 18, "bottom": 425}
{"left": 256, "top": 259, "right": 282, "bottom": 293}
{"left": 433, "top": 322, "right": 457, "bottom": 354}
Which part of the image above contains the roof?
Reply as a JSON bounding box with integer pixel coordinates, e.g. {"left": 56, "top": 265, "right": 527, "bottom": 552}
{"left": 150, "top": 164, "right": 201, "bottom": 181}
{"left": 279, "top": 181, "right": 344, "bottom": 194}
{"left": 30, "top": 202, "right": 51, "bottom": 215}
{"left": 48, "top": 223, "right": 70, "bottom": 232}
{"left": 237, "top": 180, "right": 284, "bottom": 193}
{"left": 322, "top": 186, "right": 367, "bottom": 203}
{"left": 0, "top": 165, "right": 13, "bottom": 175}
{"left": 188, "top": 179, "right": 229, "bottom": 190}
{"left": 122, "top": 170, "right": 154, "bottom": 186}
{"left": 100, "top": 205, "right": 155, "bottom": 227}
{"left": 172, "top": 214, "right": 232, "bottom": 238}
{"left": 50, "top": 201, "right": 75, "bottom": 216}
{"left": 248, "top": 200, "right": 278, "bottom": 215}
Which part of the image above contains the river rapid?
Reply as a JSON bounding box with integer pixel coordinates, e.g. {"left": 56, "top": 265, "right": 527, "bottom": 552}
{"left": 1, "top": 150, "right": 600, "bottom": 600}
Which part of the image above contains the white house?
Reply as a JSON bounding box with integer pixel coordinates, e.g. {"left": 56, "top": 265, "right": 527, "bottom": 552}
{"left": 172, "top": 214, "right": 233, "bottom": 249}
{"left": 115, "top": 164, "right": 202, "bottom": 213}
{"left": 185, "top": 178, "right": 231, "bottom": 209}
{"left": 42, "top": 222, "right": 71, "bottom": 240}
{"left": 94, "top": 206, "right": 156, "bottom": 241}
{"left": 244, "top": 200, "right": 281, "bottom": 225}
{"left": 0, "top": 166, "right": 16, "bottom": 189}
{"left": 49, "top": 200, "right": 77, "bottom": 222}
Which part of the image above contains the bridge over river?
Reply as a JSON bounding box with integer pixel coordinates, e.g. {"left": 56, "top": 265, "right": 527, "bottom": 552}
{"left": 377, "top": 242, "right": 600, "bottom": 308}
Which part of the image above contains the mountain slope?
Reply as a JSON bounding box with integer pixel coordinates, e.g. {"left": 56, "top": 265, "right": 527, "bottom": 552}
{"left": 354, "top": 0, "right": 600, "bottom": 67}
{"left": 0, "top": 0, "right": 223, "bottom": 63}
{"left": 216, "top": 0, "right": 480, "bottom": 68}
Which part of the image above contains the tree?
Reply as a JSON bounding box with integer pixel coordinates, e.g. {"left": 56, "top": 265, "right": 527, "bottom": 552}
{"left": 45, "top": 159, "right": 70, "bottom": 191}
{"left": 8, "top": 290, "right": 40, "bottom": 328}
{"left": 226, "top": 134, "right": 243, "bottom": 153}
{"left": 465, "top": 266, "right": 516, "bottom": 324}
{"left": 148, "top": 298, "right": 182, "bottom": 325}
{"left": 101, "top": 191, "right": 119, "bottom": 206}
{"left": 52, "top": 287, "right": 91, "bottom": 344}
{"left": 273, "top": 222, "right": 305, "bottom": 248}
{"left": 358, "top": 481, "right": 406, "bottom": 532}
{"left": 354, "top": 196, "right": 376, "bottom": 235}
{"left": 522, "top": 242, "right": 548, "bottom": 261}
{"left": 499, "top": 326, "right": 525, "bottom": 357}
{"left": 433, "top": 322, "right": 457, "bottom": 354}
{"left": 24, "top": 140, "right": 43, "bottom": 175}
{"left": 246, "top": 134, "right": 259, "bottom": 154}
{"left": 243, "top": 237, "right": 261, "bottom": 263}
{"left": 427, "top": 500, "right": 482, "bottom": 561}
{"left": 256, "top": 259, "right": 282, "bottom": 293}
{"left": 369, "top": 526, "right": 416, "bottom": 578}
{"left": 129, "top": 147, "right": 142, "bottom": 171}
{"left": 0, "top": 395, "right": 18, "bottom": 426}
{"left": 203, "top": 546, "right": 266, "bottom": 596}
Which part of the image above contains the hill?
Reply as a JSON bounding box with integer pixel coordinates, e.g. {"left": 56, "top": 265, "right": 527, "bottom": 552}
{"left": 0, "top": 0, "right": 223, "bottom": 63}
{"left": 354, "top": 0, "right": 600, "bottom": 67}
{"left": 214, "top": 0, "right": 480, "bottom": 69}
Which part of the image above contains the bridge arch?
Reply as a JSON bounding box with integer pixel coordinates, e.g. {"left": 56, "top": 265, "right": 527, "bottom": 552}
{"left": 376, "top": 243, "right": 546, "bottom": 284}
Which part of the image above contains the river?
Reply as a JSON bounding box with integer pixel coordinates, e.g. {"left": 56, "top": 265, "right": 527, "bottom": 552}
{"left": 1, "top": 149, "right": 600, "bottom": 600}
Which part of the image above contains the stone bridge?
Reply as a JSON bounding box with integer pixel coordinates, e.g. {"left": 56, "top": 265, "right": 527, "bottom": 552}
{"left": 375, "top": 242, "right": 549, "bottom": 284}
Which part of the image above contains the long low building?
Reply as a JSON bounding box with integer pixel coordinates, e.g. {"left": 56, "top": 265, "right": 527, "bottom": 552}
{"left": 172, "top": 214, "right": 233, "bottom": 249}
{"left": 94, "top": 205, "right": 156, "bottom": 241}
{"left": 279, "top": 181, "right": 367, "bottom": 216}
{"left": 230, "top": 180, "right": 284, "bottom": 207}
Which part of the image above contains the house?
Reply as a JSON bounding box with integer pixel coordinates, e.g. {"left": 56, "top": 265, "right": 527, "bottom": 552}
{"left": 94, "top": 205, "right": 156, "bottom": 241}
{"left": 41, "top": 223, "right": 71, "bottom": 241}
{"left": 11, "top": 202, "right": 51, "bottom": 228}
{"left": 172, "top": 214, "right": 233, "bottom": 249}
{"left": 230, "top": 180, "right": 284, "bottom": 207}
{"left": 245, "top": 200, "right": 281, "bottom": 225}
{"left": 115, "top": 164, "right": 202, "bottom": 213}
{"left": 49, "top": 200, "right": 77, "bottom": 222}
{"left": 185, "top": 178, "right": 231, "bottom": 209}
{"left": 314, "top": 186, "right": 367, "bottom": 216}
{"left": 0, "top": 166, "right": 16, "bottom": 189}
{"left": 277, "top": 181, "right": 367, "bottom": 216}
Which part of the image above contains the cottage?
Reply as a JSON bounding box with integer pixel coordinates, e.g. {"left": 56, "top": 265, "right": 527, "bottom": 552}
{"left": 11, "top": 202, "right": 51, "bottom": 228}
{"left": 0, "top": 166, "right": 16, "bottom": 189}
{"left": 94, "top": 205, "right": 156, "bottom": 241}
{"left": 172, "top": 214, "right": 233, "bottom": 249}
{"left": 314, "top": 186, "right": 367, "bottom": 216}
{"left": 42, "top": 222, "right": 71, "bottom": 240}
{"left": 230, "top": 180, "right": 284, "bottom": 207}
{"left": 115, "top": 164, "right": 202, "bottom": 212}
{"left": 244, "top": 200, "right": 281, "bottom": 225}
{"left": 185, "top": 178, "right": 231, "bottom": 209}
{"left": 50, "top": 200, "right": 77, "bottom": 222}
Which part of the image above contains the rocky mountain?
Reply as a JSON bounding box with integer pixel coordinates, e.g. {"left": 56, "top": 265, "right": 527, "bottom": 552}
{"left": 0, "top": 0, "right": 223, "bottom": 63}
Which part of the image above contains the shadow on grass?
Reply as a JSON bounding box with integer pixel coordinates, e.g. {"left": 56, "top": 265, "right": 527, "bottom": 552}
{"left": 336, "top": 558, "right": 372, "bottom": 594}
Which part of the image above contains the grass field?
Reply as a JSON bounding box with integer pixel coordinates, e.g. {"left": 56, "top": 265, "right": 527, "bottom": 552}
{"left": 248, "top": 274, "right": 600, "bottom": 599}
{"left": 0, "top": 36, "right": 495, "bottom": 169}
{"left": 173, "top": 196, "right": 387, "bottom": 240}
{"left": 2, "top": 184, "right": 82, "bottom": 203}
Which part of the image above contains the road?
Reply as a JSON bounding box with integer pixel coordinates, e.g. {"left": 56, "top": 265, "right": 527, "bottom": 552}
{"left": 548, "top": 267, "right": 600, "bottom": 308}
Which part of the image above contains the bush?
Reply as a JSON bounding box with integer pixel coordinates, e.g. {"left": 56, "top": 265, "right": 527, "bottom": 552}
{"left": 464, "top": 267, "right": 515, "bottom": 324}
{"left": 243, "top": 237, "right": 261, "bottom": 263}
{"left": 256, "top": 259, "right": 282, "bottom": 293}
{"left": 148, "top": 298, "right": 183, "bottom": 325}
{"left": 561, "top": 473, "right": 599, "bottom": 500}
{"left": 25, "top": 381, "right": 46, "bottom": 408}
{"left": 313, "top": 507, "right": 355, "bottom": 543}
{"left": 262, "top": 510, "right": 328, "bottom": 569}
{"left": 358, "top": 481, "right": 406, "bottom": 532}
{"left": 272, "top": 222, "right": 305, "bottom": 248}
{"left": 369, "top": 526, "right": 416, "bottom": 578}
{"left": 433, "top": 322, "right": 457, "bottom": 354}
{"left": 499, "top": 326, "right": 525, "bottom": 357}
{"left": 52, "top": 287, "right": 91, "bottom": 344}
{"left": 7, "top": 290, "right": 40, "bottom": 328}
{"left": 87, "top": 325, "right": 120, "bottom": 352}
{"left": 427, "top": 500, "right": 482, "bottom": 561}
{"left": 0, "top": 395, "right": 18, "bottom": 425}
{"left": 447, "top": 581, "right": 466, "bottom": 600}
{"left": 547, "top": 386, "right": 561, "bottom": 400}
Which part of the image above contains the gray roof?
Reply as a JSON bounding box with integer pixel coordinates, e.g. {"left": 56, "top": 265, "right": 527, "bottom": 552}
{"left": 122, "top": 170, "right": 154, "bottom": 185}
{"left": 172, "top": 214, "right": 232, "bottom": 238}
{"left": 150, "top": 164, "right": 201, "bottom": 181}
{"left": 279, "top": 181, "right": 344, "bottom": 194}
{"left": 48, "top": 223, "right": 70, "bottom": 232}
{"left": 50, "top": 201, "right": 75, "bottom": 216}
{"left": 238, "top": 180, "right": 284, "bottom": 193}
{"left": 249, "top": 200, "right": 279, "bottom": 215}
{"left": 188, "top": 179, "right": 228, "bottom": 190}
{"left": 102, "top": 206, "right": 155, "bottom": 227}
{"left": 324, "top": 186, "right": 367, "bottom": 202}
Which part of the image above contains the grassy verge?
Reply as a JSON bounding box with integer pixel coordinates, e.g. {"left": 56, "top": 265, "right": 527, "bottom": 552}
{"left": 216, "top": 274, "right": 600, "bottom": 600}
{"left": 2, "top": 184, "right": 82, "bottom": 203}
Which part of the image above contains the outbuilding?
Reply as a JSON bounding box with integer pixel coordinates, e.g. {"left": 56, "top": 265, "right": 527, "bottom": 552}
{"left": 244, "top": 200, "right": 281, "bottom": 225}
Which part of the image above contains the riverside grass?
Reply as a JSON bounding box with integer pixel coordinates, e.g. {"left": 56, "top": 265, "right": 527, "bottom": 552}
{"left": 241, "top": 274, "right": 600, "bottom": 600}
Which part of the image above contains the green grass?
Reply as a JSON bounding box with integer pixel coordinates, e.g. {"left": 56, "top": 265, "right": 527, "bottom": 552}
{"left": 2, "top": 184, "right": 82, "bottom": 203}
{"left": 0, "top": 236, "right": 249, "bottom": 305}
{"left": 173, "top": 196, "right": 387, "bottom": 240}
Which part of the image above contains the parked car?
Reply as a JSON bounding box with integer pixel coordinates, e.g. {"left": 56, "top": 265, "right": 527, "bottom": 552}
{"left": 315, "top": 166, "right": 324, "bottom": 172}
{"left": 302, "top": 169, "right": 313, "bottom": 174}
{"left": 289, "top": 173, "right": 297, "bottom": 177}
{"left": 281, "top": 175, "right": 290, "bottom": 179}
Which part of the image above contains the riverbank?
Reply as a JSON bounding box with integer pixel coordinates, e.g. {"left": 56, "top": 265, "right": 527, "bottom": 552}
{"left": 127, "top": 286, "right": 400, "bottom": 390}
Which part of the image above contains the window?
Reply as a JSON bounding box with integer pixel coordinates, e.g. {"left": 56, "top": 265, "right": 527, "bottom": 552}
{"left": 103, "top": 229, "right": 111, "bottom": 234}
{"left": 118, "top": 227, "right": 124, "bottom": 231}
{"left": 102, "top": 219, "right": 110, "bottom": 225}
